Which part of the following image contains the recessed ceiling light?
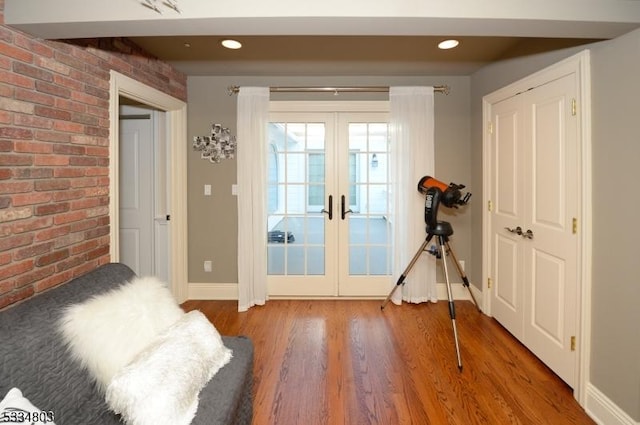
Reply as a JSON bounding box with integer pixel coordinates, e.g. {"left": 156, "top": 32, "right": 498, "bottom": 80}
{"left": 221, "top": 39, "right": 242, "bottom": 49}
{"left": 438, "top": 39, "right": 460, "bottom": 50}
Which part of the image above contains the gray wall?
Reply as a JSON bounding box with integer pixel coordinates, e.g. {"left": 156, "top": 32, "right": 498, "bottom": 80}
{"left": 187, "top": 75, "right": 472, "bottom": 285}
{"left": 589, "top": 29, "right": 640, "bottom": 421}
{"left": 470, "top": 30, "right": 640, "bottom": 421}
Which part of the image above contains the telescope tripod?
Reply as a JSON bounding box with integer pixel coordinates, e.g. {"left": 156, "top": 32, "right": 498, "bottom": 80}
{"left": 381, "top": 222, "right": 480, "bottom": 371}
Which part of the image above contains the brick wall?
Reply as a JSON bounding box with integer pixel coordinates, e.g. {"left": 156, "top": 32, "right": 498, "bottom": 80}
{"left": 0, "top": 1, "right": 187, "bottom": 309}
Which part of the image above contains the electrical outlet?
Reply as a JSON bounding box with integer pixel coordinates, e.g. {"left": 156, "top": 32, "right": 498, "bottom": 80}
{"left": 204, "top": 260, "right": 212, "bottom": 272}
{"left": 204, "top": 184, "right": 212, "bottom": 196}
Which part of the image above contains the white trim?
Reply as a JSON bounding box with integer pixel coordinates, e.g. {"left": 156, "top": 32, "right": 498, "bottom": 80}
{"left": 185, "top": 281, "right": 479, "bottom": 302}
{"left": 585, "top": 383, "right": 640, "bottom": 425}
{"left": 481, "top": 50, "right": 592, "bottom": 405}
{"left": 109, "top": 71, "right": 189, "bottom": 303}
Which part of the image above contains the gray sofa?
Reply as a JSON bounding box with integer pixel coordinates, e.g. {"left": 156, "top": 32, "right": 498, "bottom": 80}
{"left": 0, "top": 262, "right": 253, "bottom": 425}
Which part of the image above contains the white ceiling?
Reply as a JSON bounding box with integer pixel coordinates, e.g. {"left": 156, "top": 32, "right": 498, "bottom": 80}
{"left": 5, "top": 0, "right": 640, "bottom": 76}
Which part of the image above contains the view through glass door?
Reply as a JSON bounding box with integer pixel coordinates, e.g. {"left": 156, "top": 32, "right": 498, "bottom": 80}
{"left": 267, "top": 102, "right": 391, "bottom": 297}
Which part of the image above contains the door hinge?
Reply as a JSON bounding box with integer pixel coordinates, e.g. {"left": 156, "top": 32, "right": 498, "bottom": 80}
{"left": 488, "top": 200, "right": 493, "bottom": 212}
{"left": 572, "top": 217, "right": 577, "bottom": 234}
{"left": 570, "top": 336, "right": 576, "bottom": 351}
{"left": 488, "top": 121, "right": 494, "bottom": 135}
{"left": 571, "top": 99, "right": 577, "bottom": 116}
{"left": 488, "top": 277, "right": 492, "bottom": 289}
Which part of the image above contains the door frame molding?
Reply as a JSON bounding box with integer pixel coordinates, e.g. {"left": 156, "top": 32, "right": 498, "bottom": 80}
{"left": 481, "top": 50, "right": 592, "bottom": 405}
{"left": 109, "top": 71, "right": 189, "bottom": 303}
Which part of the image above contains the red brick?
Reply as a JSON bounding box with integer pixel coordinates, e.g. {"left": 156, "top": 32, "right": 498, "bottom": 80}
{"left": 0, "top": 180, "right": 33, "bottom": 193}
{"left": 52, "top": 189, "right": 85, "bottom": 202}
{"left": 0, "top": 231, "right": 34, "bottom": 252}
{"left": 0, "top": 197, "right": 11, "bottom": 209}
{"left": 70, "top": 218, "right": 97, "bottom": 233}
{"left": 70, "top": 239, "right": 98, "bottom": 255}
{"left": 34, "top": 202, "right": 69, "bottom": 216}
{"left": 70, "top": 135, "right": 104, "bottom": 146}
{"left": 85, "top": 146, "right": 109, "bottom": 157}
{"left": 14, "top": 114, "right": 53, "bottom": 130}
{"left": 14, "top": 241, "right": 54, "bottom": 260}
{"left": 0, "top": 139, "right": 12, "bottom": 151}
{"left": 53, "top": 168, "right": 85, "bottom": 178}
{"left": 36, "top": 248, "right": 69, "bottom": 266}
{"left": 34, "top": 154, "right": 68, "bottom": 166}
{"left": 33, "top": 270, "right": 72, "bottom": 293}
{"left": 35, "top": 179, "right": 71, "bottom": 191}
{"left": 55, "top": 98, "right": 86, "bottom": 114}
{"left": 0, "top": 252, "right": 12, "bottom": 266}
{"left": 0, "top": 259, "right": 34, "bottom": 280}
{"left": 85, "top": 225, "right": 109, "bottom": 240}
{"left": 53, "top": 231, "right": 84, "bottom": 249}
{"left": 53, "top": 120, "right": 84, "bottom": 134}
{"left": 12, "top": 216, "right": 53, "bottom": 233}
{"left": 0, "top": 168, "right": 11, "bottom": 179}
{"left": 14, "top": 265, "right": 55, "bottom": 287}
{"left": 84, "top": 167, "right": 109, "bottom": 177}
{"left": 84, "top": 186, "right": 108, "bottom": 197}
{"left": 71, "top": 177, "right": 97, "bottom": 188}
{"left": 0, "top": 206, "right": 32, "bottom": 222}
{"left": 12, "top": 191, "right": 52, "bottom": 206}
{"left": 0, "top": 41, "right": 34, "bottom": 62}
{"left": 86, "top": 245, "right": 109, "bottom": 261}
{"left": 52, "top": 143, "right": 84, "bottom": 156}
{"left": 35, "top": 224, "right": 70, "bottom": 241}
{"left": 34, "top": 105, "right": 72, "bottom": 120}
{"left": 14, "top": 140, "right": 53, "bottom": 154}
{"left": 34, "top": 130, "right": 71, "bottom": 143}
{"left": 0, "top": 126, "right": 33, "bottom": 139}
{"left": 0, "top": 286, "right": 35, "bottom": 310}
{"left": 0, "top": 153, "right": 33, "bottom": 166}
{"left": 13, "top": 167, "right": 53, "bottom": 179}
{"left": 0, "top": 279, "right": 13, "bottom": 296}
{"left": 35, "top": 80, "right": 71, "bottom": 98}
{"left": 15, "top": 88, "right": 56, "bottom": 107}
{"left": 72, "top": 259, "right": 100, "bottom": 277}
{"left": 70, "top": 197, "right": 100, "bottom": 210}
{"left": 53, "top": 74, "right": 83, "bottom": 91}
{"left": 12, "top": 62, "right": 54, "bottom": 82}
{"left": 84, "top": 126, "right": 109, "bottom": 138}
{"left": 56, "top": 255, "right": 84, "bottom": 273}
{"left": 54, "top": 210, "right": 86, "bottom": 225}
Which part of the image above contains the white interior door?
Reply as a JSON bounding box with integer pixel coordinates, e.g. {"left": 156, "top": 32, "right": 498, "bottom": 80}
{"left": 490, "top": 94, "right": 525, "bottom": 340}
{"left": 522, "top": 74, "right": 578, "bottom": 386}
{"left": 267, "top": 102, "right": 390, "bottom": 297}
{"left": 489, "top": 73, "right": 579, "bottom": 386}
{"left": 119, "top": 105, "right": 154, "bottom": 277}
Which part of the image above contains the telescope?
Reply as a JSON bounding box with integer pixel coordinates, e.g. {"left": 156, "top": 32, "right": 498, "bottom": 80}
{"left": 382, "top": 175, "right": 477, "bottom": 371}
{"left": 417, "top": 176, "right": 471, "bottom": 233}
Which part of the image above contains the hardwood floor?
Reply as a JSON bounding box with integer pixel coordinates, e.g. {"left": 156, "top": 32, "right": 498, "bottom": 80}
{"left": 181, "top": 299, "right": 595, "bottom": 425}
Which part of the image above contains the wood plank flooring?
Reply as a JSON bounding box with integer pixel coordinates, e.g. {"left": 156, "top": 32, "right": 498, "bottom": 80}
{"left": 181, "top": 299, "right": 595, "bottom": 425}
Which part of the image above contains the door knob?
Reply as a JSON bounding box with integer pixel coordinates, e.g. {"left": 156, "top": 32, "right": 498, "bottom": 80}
{"left": 341, "top": 195, "right": 353, "bottom": 220}
{"left": 321, "top": 195, "right": 333, "bottom": 220}
{"left": 523, "top": 229, "right": 534, "bottom": 239}
{"left": 505, "top": 226, "right": 522, "bottom": 235}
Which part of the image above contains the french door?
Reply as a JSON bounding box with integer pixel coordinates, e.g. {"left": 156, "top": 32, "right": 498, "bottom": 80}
{"left": 267, "top": 102, "right": 391, "bottom": 297}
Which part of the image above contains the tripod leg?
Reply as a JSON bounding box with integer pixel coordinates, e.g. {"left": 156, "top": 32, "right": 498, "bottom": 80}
{"left": 381, "top": 235, "right": 434, "bottom": 310}
{"left": 444, "top": 240, "right": 481, "bottom": 312}
{"left": 439, "top": 236, "right": 463, "bottom": 371}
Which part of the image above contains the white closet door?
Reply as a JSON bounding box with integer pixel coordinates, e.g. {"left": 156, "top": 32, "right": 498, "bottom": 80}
{"left": 488, "top": 73, "right": 579, "bottom": 387}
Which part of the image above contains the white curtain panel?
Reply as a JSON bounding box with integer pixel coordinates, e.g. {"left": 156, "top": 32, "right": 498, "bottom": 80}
{"left": 236, "top": 87, "right": 270, "bottom": 312}
{"left": 389, "top": 86, "right": 437, "bottom": 304}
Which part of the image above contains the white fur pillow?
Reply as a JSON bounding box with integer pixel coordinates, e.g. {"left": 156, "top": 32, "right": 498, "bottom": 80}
{"left": 106, "top": 310, "right": 233, "bottom": 425}
{"left": 58, "top": 276, "right": 184, "bottom": 392}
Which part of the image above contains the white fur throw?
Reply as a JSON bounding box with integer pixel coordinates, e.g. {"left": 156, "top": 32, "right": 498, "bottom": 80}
{"left": 58, "top": 276, "right": 185, "bottom": 392}
{"left": 105, "top": 310, "right": 233, "bottom": 425}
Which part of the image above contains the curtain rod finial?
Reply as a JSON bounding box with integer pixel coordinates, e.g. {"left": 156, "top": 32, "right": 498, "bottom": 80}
{"left": 227, "top": 85, "right": 239, "bottom": 96}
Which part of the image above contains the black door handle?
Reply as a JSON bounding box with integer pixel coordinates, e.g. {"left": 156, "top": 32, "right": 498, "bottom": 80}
{"left": 341, "top": 195, "right": 353, "bottom": 220}
{"left": 321, "top": 195, "right": 333, "bottom": 220}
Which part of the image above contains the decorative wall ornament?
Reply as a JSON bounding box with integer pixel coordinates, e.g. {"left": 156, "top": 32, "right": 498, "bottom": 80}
{"left": 193, "top": 124, "right": 236, "bottom": 163}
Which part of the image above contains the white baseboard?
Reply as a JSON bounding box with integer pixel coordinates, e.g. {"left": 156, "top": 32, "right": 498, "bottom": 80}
{"left": 187, "top": 282, "right": 238, "bottom": 300}
{"left": 188, "top": 281, "right": 482, "bottom": 303}
{"left": 585, "top": 383, "right": 639, "bottom": 425}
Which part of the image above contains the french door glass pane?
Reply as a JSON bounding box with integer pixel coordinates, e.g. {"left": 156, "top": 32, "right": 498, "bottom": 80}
{"left": 267, "top": 122, "right": 326, "bottom": 276}
{"left": 347, "top": 122, "right": 391, "bottom": 276}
